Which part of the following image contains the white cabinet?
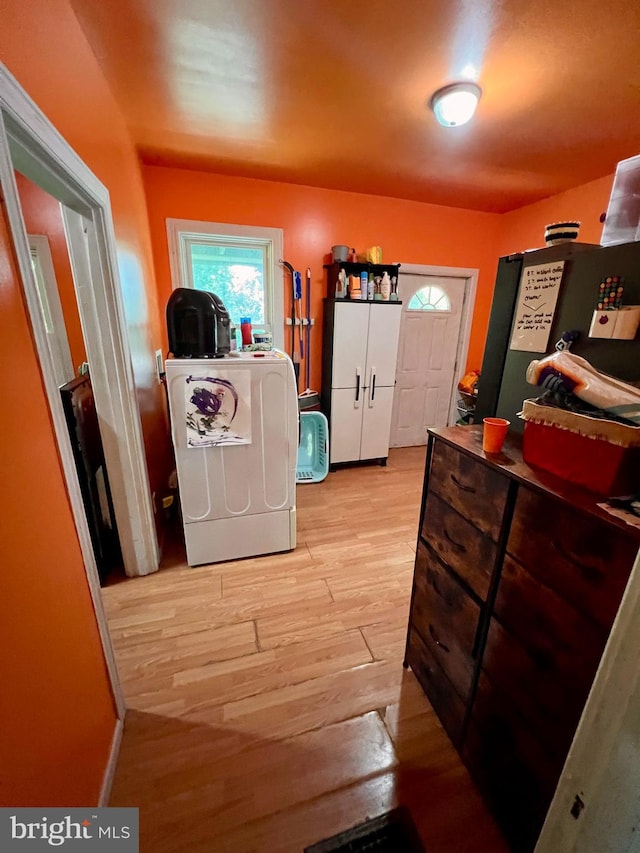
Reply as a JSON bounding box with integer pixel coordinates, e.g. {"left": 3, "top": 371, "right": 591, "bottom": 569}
{"left": 321, "top": 299, "right": 402, "bottom": 466}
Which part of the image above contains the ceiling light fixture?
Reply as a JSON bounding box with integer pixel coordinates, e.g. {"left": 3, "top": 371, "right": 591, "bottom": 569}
{"left": 430, "top": 82, "right": 482, "bottom": 127}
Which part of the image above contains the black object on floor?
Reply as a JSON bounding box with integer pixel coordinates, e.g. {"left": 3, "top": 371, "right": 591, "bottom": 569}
{"left": 303, "top": 807, "right": 425, "bottom": 853}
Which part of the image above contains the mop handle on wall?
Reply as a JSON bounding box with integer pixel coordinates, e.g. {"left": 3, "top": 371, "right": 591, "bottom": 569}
{"left": 305, "top": 268, "right": 311, "bottom": 390}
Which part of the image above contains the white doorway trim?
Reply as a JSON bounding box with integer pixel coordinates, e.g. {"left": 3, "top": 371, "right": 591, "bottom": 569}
{"left": 27, "top": 233, "right": 75, "bottom": 386}
{"left": 0, "top": 63, "right": 159, "bottom": 580}
{"left": 398, "top": 263, "right": 478, "bottom": 426}
{"left": 0, "top": 64, "right": 161, "bottom": 722}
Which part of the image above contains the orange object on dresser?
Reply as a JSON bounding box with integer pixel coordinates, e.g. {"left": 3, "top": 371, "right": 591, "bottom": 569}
{"left": 521, "top": 400, "right": 640, "bottom": 496}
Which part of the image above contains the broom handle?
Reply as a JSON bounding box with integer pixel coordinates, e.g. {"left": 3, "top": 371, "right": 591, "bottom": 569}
{"left": 306, "top": 268, "right": 312, "bottom": 390}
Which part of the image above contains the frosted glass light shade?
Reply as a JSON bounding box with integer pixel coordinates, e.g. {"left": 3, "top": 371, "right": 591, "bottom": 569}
{"left": 431, "top": 83, "right": 482, "bottom": 127}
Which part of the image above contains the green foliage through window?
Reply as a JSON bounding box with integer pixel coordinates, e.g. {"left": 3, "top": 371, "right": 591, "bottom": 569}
{"left": 190, "top": 242, "right": 266, "bottom": 326}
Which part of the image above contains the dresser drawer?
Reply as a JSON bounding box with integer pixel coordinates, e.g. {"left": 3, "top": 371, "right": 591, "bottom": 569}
{"left": 429, "top": 438, "right": 509, "bottom": 540}
{"left": 507, "top": 487, "right": 638, "bottom": 630}
{"left": 411, "top": 542, "right": 480, "bottom": 701}
{"left": 494, "top": 553, "right": 607, "bottom": 696}
{"left": 464, "top": 672, "right": 561, "bottom": 853}
{"left": 406, "top": 626, "right": 466, "bottom": 745}
{"left": 482, "top": 617, "right": 592, "bottom": 762}
{"left": 421, "top": 491, "right": 496, "bottom": 600}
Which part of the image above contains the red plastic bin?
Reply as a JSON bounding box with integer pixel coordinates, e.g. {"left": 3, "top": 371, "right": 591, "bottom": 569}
{"left": 520, "top": 399, "right": 640, "bottom": 497}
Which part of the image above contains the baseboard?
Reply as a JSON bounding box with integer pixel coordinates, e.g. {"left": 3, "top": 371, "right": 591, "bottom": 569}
{"left": 99, "top": 717, "right": 124, "bottom": 806}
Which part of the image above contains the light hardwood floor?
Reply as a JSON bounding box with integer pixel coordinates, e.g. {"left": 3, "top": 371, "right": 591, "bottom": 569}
{"left": 104, "top": 447, "right": 508, "bottom": 852}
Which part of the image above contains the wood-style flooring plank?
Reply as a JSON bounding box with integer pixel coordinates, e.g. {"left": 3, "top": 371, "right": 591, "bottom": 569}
{"left": 104, "top": 447, "right": 507, "bottom": 853}
{"left": 112, "top": 713, "right": 396, "bottom": 852}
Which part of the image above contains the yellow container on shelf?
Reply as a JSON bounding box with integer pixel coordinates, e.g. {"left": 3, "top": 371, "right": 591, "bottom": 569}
{"left": 364, "top": 246, "right": 382, "bottom": 264}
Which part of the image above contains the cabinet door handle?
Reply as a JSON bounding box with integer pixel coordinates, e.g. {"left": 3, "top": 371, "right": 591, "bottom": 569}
{"left": 429, "top": 623, "right": 450, "bottom": 653}
{"left": 443, "top": 527, "right": 467, "bottom": 553}
{"left": 450, "top": 473, "right": 476, "bottom": 494}
{"left": 355, "top": 369, "right": 361, "bottom": 405}
{"left": 371, "top": 370, "right": 376, "bottom": 402}
{"left": 551, "top": 538, "right": 603, "bottom": 582}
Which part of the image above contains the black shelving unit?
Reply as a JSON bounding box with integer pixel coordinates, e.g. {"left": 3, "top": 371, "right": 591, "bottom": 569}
{"left": 324, "top": 261, "right": 401, "bottom": 299}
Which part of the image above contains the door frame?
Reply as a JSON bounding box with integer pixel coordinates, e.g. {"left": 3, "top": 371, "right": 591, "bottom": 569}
{"left": 27, "top": 232, "right": 75, "bottom": 386}
{"left": 0, "top": 64, "right": 158, "bottom": 579}
{"left": 0, "top": 65, "right": 160, "bottom": 721}
{"left": 395, "top": 263, "right": 478, "bottom": 430}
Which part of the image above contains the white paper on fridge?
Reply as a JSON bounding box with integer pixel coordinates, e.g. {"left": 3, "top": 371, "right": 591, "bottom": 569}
{"left": 509, "top": 261, "right": 566, "bottom": 353}
{"left": 185, "top": 370, "right": 252, "bottom": 447}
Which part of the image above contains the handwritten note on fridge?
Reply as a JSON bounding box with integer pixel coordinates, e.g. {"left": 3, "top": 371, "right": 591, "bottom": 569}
{"left": 509, "top": 261, "right": 565, "bottom": 352}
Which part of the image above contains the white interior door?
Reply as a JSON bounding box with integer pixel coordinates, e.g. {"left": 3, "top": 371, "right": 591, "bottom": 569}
{"left": 390, "top": 273, "right": 466, "bottom": 447}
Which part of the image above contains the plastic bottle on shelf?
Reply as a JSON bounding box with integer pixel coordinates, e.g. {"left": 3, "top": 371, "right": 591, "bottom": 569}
{"left": 360, "top": 271, "right": 368, "bottom": 299}
{"left": 240, "top": 317, "right": 253, "bottom": 346}
{"left": 367, "top": 274, "right": 375, "bottom": 301}
{"left": 381, "top": 272, "right": 391, "bottom": 301}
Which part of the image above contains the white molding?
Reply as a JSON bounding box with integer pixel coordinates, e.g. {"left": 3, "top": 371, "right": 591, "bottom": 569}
{"left": 397, "top": 263, "right": 478, "bottom": 426}
{"left": 99, "top": 717, "right": 124, "bottom": 807}
{"left": 63, "top": 209, "right": 160, "bottom": 576}
{"left": 0, "top": 75, "right": 126, "bottom": 720}
{"left": 166, "top": 217, "right": 285, "bottom": 349}
{"left": 27, "top": 233, "right": 75, "bottom": 384}
{"left": 0, "top": 61, "right": 159, "bottom": 582}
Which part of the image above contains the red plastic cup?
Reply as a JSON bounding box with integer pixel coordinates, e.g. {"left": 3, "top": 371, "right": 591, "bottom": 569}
{"left": 482, "top": 417, "right": 510, "bottom": 454}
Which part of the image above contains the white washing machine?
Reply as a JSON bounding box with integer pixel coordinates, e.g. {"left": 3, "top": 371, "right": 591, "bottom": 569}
{"left": 165, "top": 351, "right": 298, "bottom": 566}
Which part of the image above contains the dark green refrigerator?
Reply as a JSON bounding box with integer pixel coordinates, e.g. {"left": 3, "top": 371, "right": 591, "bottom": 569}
{"left": 475, "top": 240, "right": 640, "bottom": 432}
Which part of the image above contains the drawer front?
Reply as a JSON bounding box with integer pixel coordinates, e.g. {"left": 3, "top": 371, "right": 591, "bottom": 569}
{"left": 464, "top": 672, "right": 563, "bottom": 853}
{"left": 406, "top": 626, "right": 465, "bottom": 745}
{"left": 411, "top": 542, "right": 480, "bottom": 701}
{"left": 507, "top": 487, "right": 638, "bottom": 630}
{"left": 462, "top": 672, "right": 563, "bottom": 853}
{"left": 494, "top": 554, "right": 607, "bottom": 698}
{"left": 421, "top": 491, "right": 496, "bottom": 600}
{"left": 482, "top": 617, "right": 591, "bottom": 762}
{"left": 429, "top": 439, "right": 509, "bottom": 540}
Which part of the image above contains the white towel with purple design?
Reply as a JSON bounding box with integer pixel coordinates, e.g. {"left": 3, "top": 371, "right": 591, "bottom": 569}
{"left": 185, "top": 371, "right": 252, "bottom": 447}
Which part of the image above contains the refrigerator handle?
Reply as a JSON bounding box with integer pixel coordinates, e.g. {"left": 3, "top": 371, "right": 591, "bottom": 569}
{"left": 369, "top": 367, "right": 376, "bottom": 407}
{"left": 354, "top": 368, "right": 361, "bottom": 407}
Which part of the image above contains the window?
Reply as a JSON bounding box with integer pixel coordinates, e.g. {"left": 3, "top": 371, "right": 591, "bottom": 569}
{"left": 167, "top": 219, "right": 284, "bottom": 348}
{"left": 407, "top": 284, "right": 451, "bottom": 312}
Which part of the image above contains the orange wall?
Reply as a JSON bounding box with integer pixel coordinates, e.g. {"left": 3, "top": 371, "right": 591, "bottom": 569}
{"left": 143, "top": 165, "right": 503, "bottom": 384}
{"left": 0, "top": 207, "right": 116, "bottom": 806}
{"left": 0, "top": 0, "right": 172, "bottom": 806}
{"left": 16, "top": 172, "right": 87, "bottom": 371}
{"left": 497, "top": 174, "right": 613, "bottom": 256}
{"left": 1, "top": 0, "right": 172, "bottom": 528}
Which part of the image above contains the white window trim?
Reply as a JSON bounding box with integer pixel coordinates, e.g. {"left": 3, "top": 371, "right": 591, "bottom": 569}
{"left": 166, "top": 218, "right": 285, "bottom": 350}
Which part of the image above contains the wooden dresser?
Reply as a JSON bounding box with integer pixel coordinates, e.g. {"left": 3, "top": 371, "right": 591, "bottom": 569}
{"left": 404, "top": 426, "right": 640, "bottom": 852}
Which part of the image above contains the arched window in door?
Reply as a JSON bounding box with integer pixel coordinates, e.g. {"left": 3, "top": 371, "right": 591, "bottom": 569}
{"left": 408, "top": 285, "right": 451, "bottom": 311}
